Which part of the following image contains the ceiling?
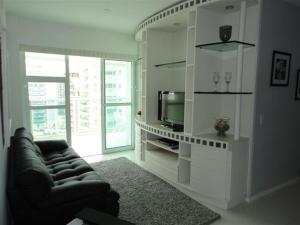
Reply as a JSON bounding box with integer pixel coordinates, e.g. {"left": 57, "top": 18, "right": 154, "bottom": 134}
{"left": 5, "top": 0, "right": 300, "bottom": 34}
{"left": 4, "top": 0, "right": 181, "bottom": 34}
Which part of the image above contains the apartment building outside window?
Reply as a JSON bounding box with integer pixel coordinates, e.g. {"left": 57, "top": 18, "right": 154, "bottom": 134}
{"left": 23, "top": 51, "right": 134, "bottom": 155}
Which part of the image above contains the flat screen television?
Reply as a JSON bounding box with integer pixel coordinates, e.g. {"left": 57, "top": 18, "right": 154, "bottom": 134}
{"left": 158, "top": 91, "right": 184, "bottom": 131}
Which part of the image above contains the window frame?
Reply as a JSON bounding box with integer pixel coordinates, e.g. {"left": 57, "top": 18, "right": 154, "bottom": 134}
{"left": 102, "top": 59, "right": 135, "bottom": 153}
{"left": 22, "top": 52, "right": 70, "bottom": 142}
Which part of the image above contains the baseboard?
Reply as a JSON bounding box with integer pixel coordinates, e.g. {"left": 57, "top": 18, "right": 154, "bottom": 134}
{"left": 246, "top": 177, "right": 300, "bottom": 203}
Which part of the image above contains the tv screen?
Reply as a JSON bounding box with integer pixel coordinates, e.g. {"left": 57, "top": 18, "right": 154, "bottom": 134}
{"left": 158, "top": 91, "right": 184, "bottom": 126}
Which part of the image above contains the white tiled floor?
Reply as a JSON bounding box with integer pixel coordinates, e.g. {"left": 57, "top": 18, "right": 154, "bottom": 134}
{"left": 210, "top": 183, "right": 300, "bottom": 225}
{"left": 85, "top": 150, "right": 300, "bottom": 225}
{"left": 83, "top": 150, "right": 135, "bottom": 164}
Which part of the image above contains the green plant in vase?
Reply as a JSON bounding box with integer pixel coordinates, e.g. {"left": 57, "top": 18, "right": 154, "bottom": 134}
{"left": 214, "top": 117, "right": 230, "bottom": 137}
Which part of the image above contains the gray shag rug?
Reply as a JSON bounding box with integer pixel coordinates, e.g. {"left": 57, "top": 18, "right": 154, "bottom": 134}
{"left": 92, "top": 157, "right": 220, "bottom": 225}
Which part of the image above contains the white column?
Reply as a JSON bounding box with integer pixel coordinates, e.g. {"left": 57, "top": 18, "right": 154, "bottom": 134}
{"left": 234, "top": 1, "right": 247, "bottom": 140}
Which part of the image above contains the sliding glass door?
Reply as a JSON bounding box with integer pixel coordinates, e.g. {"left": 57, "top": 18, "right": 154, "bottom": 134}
{"left": 69, "top": 56, "right": 102, "bottom": 157}
{"left": 24, "top": 52, "right": 134, "bottom": 154}
{"left": 103, "top": 60, "right": 133, "bottom": 152}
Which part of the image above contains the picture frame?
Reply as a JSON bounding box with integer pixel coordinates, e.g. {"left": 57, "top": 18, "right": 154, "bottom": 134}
{"left": 295, "top": 70, "right": 300, "bottom": 100}
{"left": 270, "top": 51, "right": 292, "bottom": 86}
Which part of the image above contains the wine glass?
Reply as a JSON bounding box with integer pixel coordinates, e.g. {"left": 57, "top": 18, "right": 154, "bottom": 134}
{"left": 225, "top": 72, "right": 232, "bottom": 92}
{"left": 213, "top": 72, "right": 220, "bottom": 92}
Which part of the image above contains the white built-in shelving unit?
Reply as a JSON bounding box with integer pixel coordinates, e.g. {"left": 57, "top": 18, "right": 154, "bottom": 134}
{"left": 184, "top": 10, "right": 197, "bottom": 135}
{"left": 134, "top": 0, "right": 261, "bottom": 209}
{"left": 141, "top": 31, "right": 147, "bottom": 123}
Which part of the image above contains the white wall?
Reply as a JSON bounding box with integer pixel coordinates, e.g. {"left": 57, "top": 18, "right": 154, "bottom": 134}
{"left": 3, "top": 13, "right": 137, "bottom": 225}
{"left": 0, "top": 1, "right": 8, "bottom": 224}
{"left": 251, "top": 0, "right": 300, "bottom": 196}
{"left": 6, "top": 13, "right": 137, "bottom": 132}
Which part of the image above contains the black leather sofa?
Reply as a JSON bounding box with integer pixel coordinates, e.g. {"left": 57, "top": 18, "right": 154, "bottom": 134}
{"left": 7, "top": 128, "right": 120, "bottom": 225}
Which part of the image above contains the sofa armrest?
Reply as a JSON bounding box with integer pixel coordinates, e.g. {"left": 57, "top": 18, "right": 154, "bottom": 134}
{"left": 35, "top": 140, "right": 69, "bottom": 154}
{"left": 37, "top": 180, "right": 110, "bottom": 208}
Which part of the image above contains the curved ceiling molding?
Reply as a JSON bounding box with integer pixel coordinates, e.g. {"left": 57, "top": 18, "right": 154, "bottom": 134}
{"left": 135, "top": 0, "right": 207, "bottom": 35}
{"left": 135, "top": 0, "right": 258, "bottom": 37}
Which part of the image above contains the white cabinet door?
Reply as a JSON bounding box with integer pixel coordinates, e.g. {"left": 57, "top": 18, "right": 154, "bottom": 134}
{"left": 190, "top": 145, "right": 228, "bottom": 201}
{"left": 135, "top": 126, "right": 142, "bottom": 161}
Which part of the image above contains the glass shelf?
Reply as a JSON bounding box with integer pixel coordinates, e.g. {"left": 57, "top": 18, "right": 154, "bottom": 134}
{"left": 155, "top": 60, "right": 186, "bottom": 69}
{"left": 194, "top": 91, "right": 253, "bottom": 95}
{"left": 195, "top": 41, "right": 255, "bottom": 52}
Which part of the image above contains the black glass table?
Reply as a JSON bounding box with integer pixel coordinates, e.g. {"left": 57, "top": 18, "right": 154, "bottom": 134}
{"left": 67, "top": 208, "right": 134, "bottom": 225}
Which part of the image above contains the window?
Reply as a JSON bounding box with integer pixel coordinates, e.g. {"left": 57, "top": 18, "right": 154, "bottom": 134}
{"left": 25, "top": 52, "right": 66, "bottom": 77}
{"left": 25, "top": 52, "right": 67, "bottom": 141}
{"left": 24, "top": 51, "right": 134, "bottom": 154}
{"left": 28, "top": 82, "right": 65, "bottom": 106}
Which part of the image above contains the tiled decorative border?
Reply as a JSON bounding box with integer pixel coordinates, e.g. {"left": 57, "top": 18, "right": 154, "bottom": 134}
{"left": 136, "top": 120, "right": 228, "bottom": 150}
{"left": 135, "top": 0, "right": 212, "bottom": 35}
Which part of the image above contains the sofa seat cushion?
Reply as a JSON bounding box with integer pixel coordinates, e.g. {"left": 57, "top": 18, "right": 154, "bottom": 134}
{"left": 48, "top": 158, "right": 93, "bottom": 180}
{"left": 46, "top": 158, "right": 81, "bottom": 167}
{"left": 37, "top": 172, "right": 111, "bottom": 208}
{"left": 54, "top": 171, "right": 107, "bottom": 186}
{"left": 43, "top": 148, "right": 79, "bottom": 165}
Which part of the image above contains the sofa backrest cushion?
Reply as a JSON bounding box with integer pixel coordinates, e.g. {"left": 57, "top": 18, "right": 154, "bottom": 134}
{"left": 12, "top": 134, "right": 54, "bottom": 204}
{"left": 13, "top": 127, "right": 43, "bottom": 156}
{"left": 14, "top": 127, "right": 34, "bottom": 141}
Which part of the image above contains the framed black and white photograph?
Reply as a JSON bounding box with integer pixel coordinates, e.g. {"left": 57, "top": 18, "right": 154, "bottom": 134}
{"left": 295, "top": 70, "right": 300, "bottom": 100}
{"left": 270, "top": 51, "right": 292, "bottom": 86}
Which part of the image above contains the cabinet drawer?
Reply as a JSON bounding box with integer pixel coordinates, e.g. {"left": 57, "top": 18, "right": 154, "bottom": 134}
{"left": 191, "top": 145, "right": 227, "bottom": 163}
{"left": 191, "top": 158, "right": 227, "bottom": 177}
{"left": 146, "top": 150, "right": 177, "bottom": 171}
{"left": 145, "top": 151, "right": 177, "bottom": 182}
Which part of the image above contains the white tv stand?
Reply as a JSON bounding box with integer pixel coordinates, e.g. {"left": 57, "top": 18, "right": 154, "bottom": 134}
{"left": 135, "top": 120, "right": 249, "bottom": 209}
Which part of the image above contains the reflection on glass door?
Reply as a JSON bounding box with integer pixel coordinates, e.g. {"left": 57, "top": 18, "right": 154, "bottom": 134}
{"left": 69, "top": 56, "right": 102, "bottom": 157}
{"left": 104, "top": 60, "right": 133, "bottom": 151}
